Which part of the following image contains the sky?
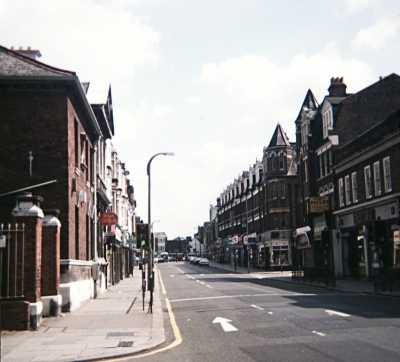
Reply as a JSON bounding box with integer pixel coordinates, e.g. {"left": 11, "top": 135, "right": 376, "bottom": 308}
{"left": 1, "top": 0, "right": 400, "bottom": 239}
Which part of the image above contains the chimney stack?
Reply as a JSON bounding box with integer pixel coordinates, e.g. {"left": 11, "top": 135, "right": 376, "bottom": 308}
{"left": 11, "top": 46, "right": 42, "bottom": 61}
{"left": 328, "top": 77, "right": 347, "bottom": 97}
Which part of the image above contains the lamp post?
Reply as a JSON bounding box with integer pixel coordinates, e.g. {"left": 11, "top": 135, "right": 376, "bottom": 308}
{"left": 151, "top": 220, "right": 160, "bottom": 254}
{"left": 147, "top": 152, "right": 174, "bottom": 313}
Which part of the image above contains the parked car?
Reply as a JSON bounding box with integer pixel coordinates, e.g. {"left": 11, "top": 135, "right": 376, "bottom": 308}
{"left": 189, "top": 256, "right": 196, "bottom": 264}
{"left": 157, "top": 256, "right": 164, "bottom": 263}
{"left": 199, "top": 258, "right": 209, "bottom": 266}
{"left": 193, "top": 257, "right": 201, "bottom": 265}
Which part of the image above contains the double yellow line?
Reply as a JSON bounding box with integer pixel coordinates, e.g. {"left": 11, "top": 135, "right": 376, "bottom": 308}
{"left": 112, "top": 269, "right": 182, "bottom": 360}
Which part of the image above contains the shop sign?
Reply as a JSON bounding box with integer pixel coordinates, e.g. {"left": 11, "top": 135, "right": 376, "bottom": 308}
{"left": 296, "top": 233, "right": 311, "bottom": 249}
{"left": 313, "top": 221, "right": 327, "bottom": 239}
{"left": 353, "top": 209, "right": 374, "bottom": 225}
{"left": 309, "top": 197, "right": 330, "bottom": 213}
{"left": 99, "top": 212, "right": 118, "bottom": 226}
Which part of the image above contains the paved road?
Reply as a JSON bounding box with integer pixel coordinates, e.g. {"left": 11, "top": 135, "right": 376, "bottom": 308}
{"left": 127, "top": 261, "right": 400, "bottom": 362}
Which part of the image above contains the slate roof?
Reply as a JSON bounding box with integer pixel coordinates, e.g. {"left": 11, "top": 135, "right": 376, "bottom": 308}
{"left": 0, "top": 45, "right": 75, "bottom": 77}
{"left": 268, "top": 123, "right": 291, "bottom": 147}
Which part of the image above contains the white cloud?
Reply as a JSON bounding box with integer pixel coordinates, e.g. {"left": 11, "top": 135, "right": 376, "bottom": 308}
{"left": 0, "top": 0, "right": 161, "bottom": 81}
{"left": 353, "top": 20, "right": 398, "bottom": 51}
{"left": 185, "top": 96, "right": 215, "bottom": 106}
{"left": 195, "top": 43, "right": 374, "bottom": 130}
{"left": 344, "top": 0, "right": 375, "bottom": 13}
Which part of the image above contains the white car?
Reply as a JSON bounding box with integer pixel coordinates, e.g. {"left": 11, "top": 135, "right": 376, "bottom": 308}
{"left": 199, "top": 258, "right": 209, "bottom": 266}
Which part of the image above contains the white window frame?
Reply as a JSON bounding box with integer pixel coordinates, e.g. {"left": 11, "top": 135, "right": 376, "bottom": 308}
{"left": 383, "top": 157, "right": 392, "bottom": 193}
{"left": 351, "top": 172, "right": 358, "bottom": 203}
{"left": 345, "top": 175, "right": 351, "bottom": 205}
{"left": 339, "top": 178, "right": 344, "bottom": 207}
{"left": 364, "top": 166, "right": 372, "bottom": 199}
{"left": 373, "top": 161, "right": 381, "bottom": 196}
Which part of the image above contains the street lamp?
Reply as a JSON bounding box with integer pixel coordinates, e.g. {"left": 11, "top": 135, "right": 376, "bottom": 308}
{"left": 151, "top": 220, "right": 160, "bottom": 254}
{"left": 147, "top": 152, "right": 174, "bottom": 313}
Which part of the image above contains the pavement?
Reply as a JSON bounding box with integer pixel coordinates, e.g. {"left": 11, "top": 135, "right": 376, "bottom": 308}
{"left": 1, "top": 261, "right": 399, "bottom": 362}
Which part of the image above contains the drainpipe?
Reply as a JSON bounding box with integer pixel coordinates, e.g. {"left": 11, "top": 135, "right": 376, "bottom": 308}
{"left": 93, "top": 138, "right": 99, "bottom": 261}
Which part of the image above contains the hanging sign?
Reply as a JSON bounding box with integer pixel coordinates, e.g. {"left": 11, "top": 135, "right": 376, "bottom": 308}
{"left": 99, "top": 212, "right": 118, "bottom": 226}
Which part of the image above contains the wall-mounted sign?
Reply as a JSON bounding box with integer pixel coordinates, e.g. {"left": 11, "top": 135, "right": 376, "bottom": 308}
{"left": 353, "top": 209, "right": 374, "bottom": 225}
{"left": 99, "top": 212, "right": 118, "bottom": 226}
{"left": 309, "top": 197, "right": 330, "bottom": 213}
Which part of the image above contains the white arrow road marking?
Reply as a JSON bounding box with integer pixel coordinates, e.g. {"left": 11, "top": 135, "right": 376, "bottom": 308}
{"left": 213, "top": 317, "right": 238, "bottom": 332}
{"left": 251, "top": 304, "right": 264, "bottom": 310}
{"left": 268, "top": 312, "right": 273, "bottom": 315}
{"left": 312, "top": 331, "right": 326, "bottom": 336}
{"left": 325, "top": 309, "right": 351, "bottom": 317}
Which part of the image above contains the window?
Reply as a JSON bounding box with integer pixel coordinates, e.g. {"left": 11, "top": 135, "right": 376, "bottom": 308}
{"left": 272, "top": 182, "right": 277, "bottom": 198}
{"left": 319, "top": 155, "right": 324, "bottom": 177}
{"left": 280, "top": 181, "right": 286, "bottom": 198}
{"left": 272, "top": 158, "right": 276, "bottom": 170}
{"left": 273, "top": 214, "right": 278, "bottom": 229}
{"left": 345, "top": 175, "right": 351, "bottom": 205}
{"left": 279, "top": 153, "right": 284, "bottom": 169}
{"left": 303, "top": 159, "right": 308, "bottom": 182}
{"left": 351, "top": 172, "right": 358, "bottom": 203}
{"left": 383, "top": 157, "right": 392, "bottom": 192}
{"left": 339, "top": 178, "right": 344, "bottom": 206}
{"left": 364, "top": 166, "right": 372, "bottom": 198}
{"left": 322, "top": 108, "right": 333, "bottom": 138}
{"left": 373, "top": 161, "right": 381, "bottom": 196}
{"left": 281, "top": 212, "right": 286, "bottom": 228}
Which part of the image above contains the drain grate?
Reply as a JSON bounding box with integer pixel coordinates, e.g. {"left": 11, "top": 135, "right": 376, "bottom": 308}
{"left": 107, "top": 332, "right": 134, "bottom": 338}
{"left": 118, "top": 341, "right": 134, "bottom": 347}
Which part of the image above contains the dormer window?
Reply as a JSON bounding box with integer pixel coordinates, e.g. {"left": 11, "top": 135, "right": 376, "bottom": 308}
{"left": 323, "top": 108, "right": 333, "bottom": 138}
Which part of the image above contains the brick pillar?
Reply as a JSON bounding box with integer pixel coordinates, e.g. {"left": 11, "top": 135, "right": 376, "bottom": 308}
{"left": 41, "top": 209, "right": 62, "bottom": 316}
{"left": 11, "top": 192, "right": 43, "bottom": 329}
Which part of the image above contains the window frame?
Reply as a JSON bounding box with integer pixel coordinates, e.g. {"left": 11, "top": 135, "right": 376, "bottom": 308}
{"left": 373, "top": 161, "right": 381, "bottom": 196}
{"left": 364, "top": 165, "right": 372, "bottom": 199}
{"left": 338, "top": 178, "right": 344, "bottom": 207}
{"left": 345, "top": 175, "right": 351, "bottom": 205}
{"left": 383, "top": 157, "right": 392, "bottom": 193}
{"left": 351, "top": 172, "right": 358, "bottom": 203}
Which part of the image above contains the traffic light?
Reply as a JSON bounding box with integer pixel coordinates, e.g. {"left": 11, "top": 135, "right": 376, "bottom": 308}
{"left": 374, "top": 220, "right": 387, "bottom": 245}
{"left": 136, "top": 223, "right": 149, "bottom": 249}
{"left": 321, "top": 230, "right": 330, "bottom": 250}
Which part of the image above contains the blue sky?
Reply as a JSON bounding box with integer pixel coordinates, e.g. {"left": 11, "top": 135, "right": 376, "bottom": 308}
{"left": 1, "top": 0, "right": 400, "bottom": 238}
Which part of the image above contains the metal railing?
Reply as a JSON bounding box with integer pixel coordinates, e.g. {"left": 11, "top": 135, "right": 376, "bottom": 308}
{"left": 0, "top": 223, "right": 25, "bottom": 299}
{"left": 373, "top": 268, "right": 400, "bottom": 293}
{"left": 292, "top": 266, "right": 336, "bottom": 287}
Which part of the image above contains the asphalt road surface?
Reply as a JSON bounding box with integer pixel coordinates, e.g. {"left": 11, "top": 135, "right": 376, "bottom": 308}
{"left": 123, "top": 261, "right": 400, "bottom": 362}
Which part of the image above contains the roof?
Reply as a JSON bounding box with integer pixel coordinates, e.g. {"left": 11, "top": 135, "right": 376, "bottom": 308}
{"left": 0, "top": 45, "right": 102, "bottom": 140}
{"left": 86, "top": 80, "right": 111, "bottom": 104}
{"left": 268, "top": 123, "right": 291, "bottom": 147}
{"left": 0, "top": 45, "right": 75, "bottom": 77}
{"left": 295, "top": 89, "right": 319, "bottom": 122}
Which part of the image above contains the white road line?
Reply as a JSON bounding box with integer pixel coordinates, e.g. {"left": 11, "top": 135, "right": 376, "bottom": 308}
{"left": 268, "top": 311, "right": 273, "bottom": 315}
{"left": 251, "top": 304, "right": 264, "bottom": 310}
{"left": 312, "top": 331, "right": 326, "bottom": 336}
{"left": 170, "top": 292, "right": 316, "bottom": 303}
{"left": 325, "top": 309, "right": 351, "bottom": 317}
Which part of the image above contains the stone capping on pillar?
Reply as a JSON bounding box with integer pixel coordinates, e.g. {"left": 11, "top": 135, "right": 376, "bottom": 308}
{"left": 43, "top": 209, "right": 61, "bottom": 227}
{"left": 12, "top": 192, "right": 44, "bottom": 218}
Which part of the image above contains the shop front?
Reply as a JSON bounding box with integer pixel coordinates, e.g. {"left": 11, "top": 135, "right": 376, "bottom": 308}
{"left": 335, "top": 200, "right": 399, "bottom": 279}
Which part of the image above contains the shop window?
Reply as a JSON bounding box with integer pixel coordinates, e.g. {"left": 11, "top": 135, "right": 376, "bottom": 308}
{"left": 383, "top": 157, "right": 392, "bottom": 193}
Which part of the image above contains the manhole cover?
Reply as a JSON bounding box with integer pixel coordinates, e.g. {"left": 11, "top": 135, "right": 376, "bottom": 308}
{"left": 118, "top": 341, "right": 134, "bottom": 347}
